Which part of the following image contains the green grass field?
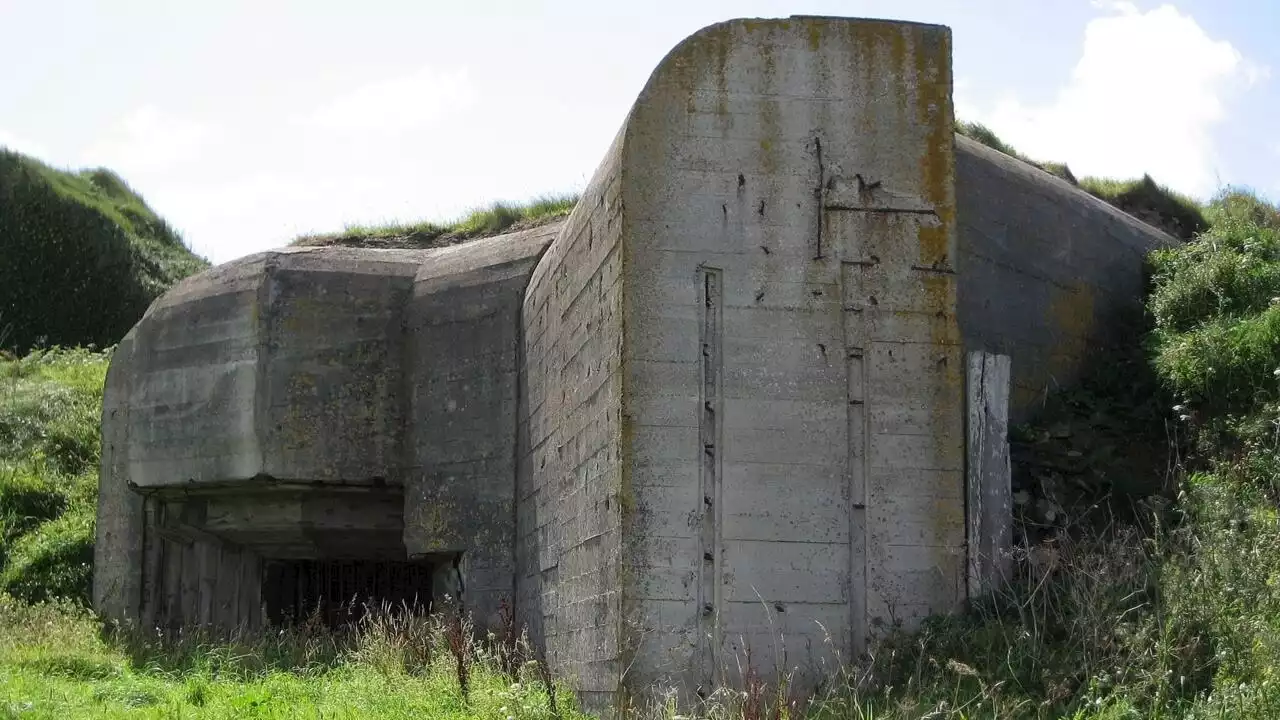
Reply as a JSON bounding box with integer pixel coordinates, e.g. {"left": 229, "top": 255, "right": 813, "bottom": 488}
{"left": 0, "top": 597, "right": 585, "bottom": 720}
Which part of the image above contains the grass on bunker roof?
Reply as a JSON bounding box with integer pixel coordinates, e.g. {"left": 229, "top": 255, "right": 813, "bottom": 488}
{"left": 292, "top": 193, "right": 579, "bottom": 249}
{"left": 956, "top": 120, "right": 1208, "bottom": 239}
{"left": 298, "top": 122, "right": 1205, "bottom": 252}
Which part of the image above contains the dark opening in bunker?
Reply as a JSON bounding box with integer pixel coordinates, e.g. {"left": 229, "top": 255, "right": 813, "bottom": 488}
{"left": 261, "top": 558, "right": 441, "bottom": 627}
{"left": 138, "top": 489, "right": 466, "bottom": 633}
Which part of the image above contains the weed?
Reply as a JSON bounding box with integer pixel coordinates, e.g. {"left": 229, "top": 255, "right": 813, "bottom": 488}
{"left": 294, "top": 193, "right": 579, "bottom": 249}
{"left": 957, "top": 121, "right": 1208, "bottom": 238}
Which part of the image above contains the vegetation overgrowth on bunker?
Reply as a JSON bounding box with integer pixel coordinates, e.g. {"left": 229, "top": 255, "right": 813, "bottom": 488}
{"left": 293, "top": 193, "right": 579, "bottom": 249}
{"left": 0, "top": 149, "right": 208, "bottom": 353}
{"left": 956, "top": 121, "right": 1209, "bottom": 240}
{"left": 300, "top": 125, "right": 1210, "bottom": 255}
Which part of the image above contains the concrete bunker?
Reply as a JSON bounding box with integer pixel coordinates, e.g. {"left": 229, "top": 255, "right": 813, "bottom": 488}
{"left": 91, "top": 246, "right": 482, "bottom": 631}
{"left": 94, "top": 15, "right": 1174, "bottom": 713}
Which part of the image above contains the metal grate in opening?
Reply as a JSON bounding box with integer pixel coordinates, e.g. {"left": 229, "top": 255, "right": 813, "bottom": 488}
{"left": 262, "top": 558, "right": 435, "bottom": 627}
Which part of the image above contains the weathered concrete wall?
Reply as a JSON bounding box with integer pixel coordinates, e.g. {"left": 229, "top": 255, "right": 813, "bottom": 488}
{"left": 94, "top": 247, "right": 430, "bottom": 627}
{"left": 620, "top": 16, "right": 964, "bottom": 699}
{"left": 404, "top": 225, "right": 557, "bottom": 631}
{"left": 105, "top": 247, "right": 427, "bottom": 491}
{"left": 954, "top": 135, "right": 1174, "bottom": 421}
{"left": 94, "top": 329, "right": 142, "bottom": 623}
{"left": 255, "top": 249, "right": 425, "bottom": 484}
{"left": 517, "top": 128, "right": 628, "bottom": 709}
{"left": 518, "top": 16, "right": 967, "bottom": 709}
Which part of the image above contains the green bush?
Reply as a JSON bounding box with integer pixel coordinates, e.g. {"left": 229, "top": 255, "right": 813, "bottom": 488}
{"left": 1150, "top": 190, "right": 1280, "bottom": 428}
{"left": 0, "top": 149, "right": 207, "bottom": 353}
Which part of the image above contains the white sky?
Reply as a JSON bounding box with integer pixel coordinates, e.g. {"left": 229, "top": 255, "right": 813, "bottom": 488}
{"left": 1, "top": 0, "right": 1276, "bottom": 264}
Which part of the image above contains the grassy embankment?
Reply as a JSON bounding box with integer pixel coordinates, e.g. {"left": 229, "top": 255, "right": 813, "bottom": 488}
{"left": 0, "top": 150, "right": 207, "bottom": 353}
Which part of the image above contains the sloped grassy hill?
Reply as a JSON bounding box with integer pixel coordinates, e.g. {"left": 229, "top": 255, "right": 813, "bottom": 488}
{"left": 0, "top": 149, "right": 208, "bottom": 352}
{"left": 0, "top": 348, "right": 104, "bottom": 605}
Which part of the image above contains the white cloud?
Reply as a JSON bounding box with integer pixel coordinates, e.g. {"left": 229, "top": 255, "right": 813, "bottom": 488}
{"left": 0, "top": 127, "right": 49, "bottom": 159}
{"left": 55, "top": 62, "right": 602, "bottom": 265}
{"left": 972, "top": 3, "right": 1266, "bottom": 198}
{"left": 82, "top": 105, "right": 212, "bottom": 174}
{"left": 303, "top": 66, "right": 475, "bottom": 134}
{"left": 953, "top": 76, "right": 980, "bottom": 122}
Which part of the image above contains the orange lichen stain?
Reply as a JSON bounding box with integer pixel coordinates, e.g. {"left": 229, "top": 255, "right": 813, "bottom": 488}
{"left": 842, "top": 21, "right": 930, "bottom": 176}
{"left": 758, "top": 94, "right": 780, "bottom": 179}
{"left": 740, "top": 17, "right": 789, "bottom": 35}
{"left": 807, "top": 21, "right": 823, "bottom": 52}
{"left": 921, "top": 279, "right": 961, "bottom": 345}
{"left": 712, "top": 30, "right": 729, "bottom": 121}
{"left": 916, "top": 223, "right": 950, "bottom": 269}
{"left": 916, "top": 29, "right": 955, "bottom": 271}
{"left": 899, "top": 24, "right": 964, "bottom": 589}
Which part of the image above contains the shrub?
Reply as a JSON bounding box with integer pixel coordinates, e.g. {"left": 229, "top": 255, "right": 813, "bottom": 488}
{"left": 1149, "top": 190, "right": 1280, "bottom": 434}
